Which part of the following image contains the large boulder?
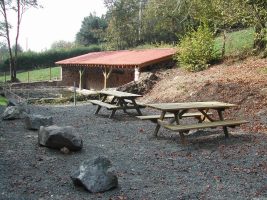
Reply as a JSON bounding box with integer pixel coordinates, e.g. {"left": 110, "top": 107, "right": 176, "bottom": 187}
{"left": 71, "top": 156, "right": 118, "bottom": 193}
{"left": 1, "top": 104, "right": 29, "bottom": 120}
{"left": 25, "top": 114, "right": 53, "bottom": 130}
{"left": 117, "top": 72, "right": 158, "bottom": 95}
{"left": 38, "top": 125, "right": 83, "bottom": 151}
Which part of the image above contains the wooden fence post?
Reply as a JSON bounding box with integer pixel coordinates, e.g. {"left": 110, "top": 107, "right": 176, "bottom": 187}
{"left": 49, "top": 66, "right": 52, "bottom": 81}
{"left": 4, "top": 72, "right": 6, "bottom": 83}
{"left": 28, "top": 71, "right": 30, "bottom": 83}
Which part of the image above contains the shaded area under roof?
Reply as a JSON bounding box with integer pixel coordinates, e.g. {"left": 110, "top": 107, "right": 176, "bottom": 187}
{"left": 55, "top": 48, "right": 176, "bottom": 68}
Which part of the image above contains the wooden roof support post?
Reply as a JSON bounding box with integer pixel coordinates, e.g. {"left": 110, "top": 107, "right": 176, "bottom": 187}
{"left": 134, "top": 66, "right": 140, "bottom": 82}
{"left": 102, "top": 66, "right": 113, "bottom": 89}
{"left": 79, "top": 67, "right": 86, "bottom": 90}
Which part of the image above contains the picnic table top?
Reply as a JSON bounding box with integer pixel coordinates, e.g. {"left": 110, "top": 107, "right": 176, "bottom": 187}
{"left": 146, "top": 101, "right": 237, "bottom": 111}
{"left": 99, "top": 90, "right": 142, "bottom": 98}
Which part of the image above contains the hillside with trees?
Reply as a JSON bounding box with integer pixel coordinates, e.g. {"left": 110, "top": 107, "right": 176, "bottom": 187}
{"left": 0, "top": 0, "right": 266, "bottom": 81}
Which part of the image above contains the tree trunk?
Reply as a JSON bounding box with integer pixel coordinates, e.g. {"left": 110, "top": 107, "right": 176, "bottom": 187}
{"left": 221, "top": 29, "right": 226, "bottom": 57}
{"left": 13, "top": 0, "right": 23, "bottom": 81}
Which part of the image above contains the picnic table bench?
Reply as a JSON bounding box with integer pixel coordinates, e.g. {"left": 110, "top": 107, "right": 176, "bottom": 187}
{"left": 145, "top": 101, "right": 248, "bottom": 144}
{"left": 89, "top": 90, "right": 143, "bottom": 118}
{"left": 90, "top": 100, "right": 119, "bottom": 110}
{"left": 136, "top": 112, "right": 213, "bottom": 123}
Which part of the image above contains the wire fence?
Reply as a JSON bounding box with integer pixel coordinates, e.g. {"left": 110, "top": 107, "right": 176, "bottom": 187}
{"left": 0, "top": 67, "right": 61, "bottom": 84}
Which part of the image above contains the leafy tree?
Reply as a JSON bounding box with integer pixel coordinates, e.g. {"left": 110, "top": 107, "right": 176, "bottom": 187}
{"left": 104, "top": 0, "right": 145, "bottom": 49}
{"left": 191, "top": 0, "right": 267, "bottom": 54}
{"left": 0, "top": 0, "right": 39, "bottom": 82}
{"left": 0, "top": 42, "right": 8, "bottom": 61}
{"left": 142, "top": 0, "right": 195, "bottom": 44}
{"left": 12, "top": 43, "right": 23, "bottom": 53}
{"left": 75, "top": 14, "right": 108, "bottom": 46}
{"left": 245, "top": 0, "right": 267, "bottom": 52}
{"left": 50, "top": 40, "right": 75, "bottom": 50}
{"left": 176, "top": 23, "right": 215, "bottom": 71}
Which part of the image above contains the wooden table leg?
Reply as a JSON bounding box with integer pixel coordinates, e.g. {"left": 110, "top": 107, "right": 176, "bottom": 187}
{"left": 153, "top": 111, "right": 166, "bottom": 137}
{"left": 95, "top": 105, "right": 102, "bottom": 114}
{"left": 109, "top": 99, "right": 120, "bottom": 118}
{"left": 131, "top": 99, "right": 142, "bottom": 115}
{"left": 109, "top": 109, "right": 117, "bottom": 118}
{"left": 174, "top": 111, "right": 187, "bottom": 144}
{"left": 198, "top": 109, "right": 213, "bottom": 122}
{"left": 94, "top": 95, "right": 107, "bottom": 114}
{"left": 118, "top": 99, "right": 127, "bottom": 113}
{"left": 217, "top": 109, "right": 229, "bottom": 138}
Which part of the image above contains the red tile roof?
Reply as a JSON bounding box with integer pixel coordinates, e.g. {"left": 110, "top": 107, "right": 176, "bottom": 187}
{"left": 55, "top": 48, "right": 176, "bottom": 68}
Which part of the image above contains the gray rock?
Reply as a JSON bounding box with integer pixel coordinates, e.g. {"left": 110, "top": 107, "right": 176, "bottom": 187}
{"left": 2, "top": 106, "right": 26, "bottom": 120}
{"left": 7, "top": 99, "right": 17, "bottom": 106}
{"left": 71, "top": 156, "right": 118, "bottom": 193}
{"left": 0, "top": 106, "right": 5, "bottom": 115}
{"left": 2, "top": 101, "right": 30, "bottom": 120}
{"left": 25, "top": 114, "right": 53, "bottom": 130}
{"left": 38, "top": 125, "right": 83, "bottom": 151}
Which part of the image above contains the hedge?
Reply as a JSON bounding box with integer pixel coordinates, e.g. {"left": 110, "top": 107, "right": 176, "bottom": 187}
{"left": 0, "top": 45, "right": 101, "bottom": 72}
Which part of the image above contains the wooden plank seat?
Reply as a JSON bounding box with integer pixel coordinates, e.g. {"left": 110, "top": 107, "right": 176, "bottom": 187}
{"left": 162, "top": 119, "right": 249, "bottom": 132}
{"left": 89, "top": 100, "right": 119, "bottom": 109}
{"left": 136, "top": 112, "right": 212, "bottom": 122}
{"left": 123, "top": 99, "right": 146, "bottom": 108}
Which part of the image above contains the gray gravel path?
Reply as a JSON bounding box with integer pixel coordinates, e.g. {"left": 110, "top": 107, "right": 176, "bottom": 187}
{"left": 0, "top": 103, "right": 266, "bottom": 200}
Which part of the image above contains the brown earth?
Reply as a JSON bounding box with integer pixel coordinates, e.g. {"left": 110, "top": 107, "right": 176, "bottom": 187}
{"left": 142, "top": 56, "right": 267, "bottom": 134}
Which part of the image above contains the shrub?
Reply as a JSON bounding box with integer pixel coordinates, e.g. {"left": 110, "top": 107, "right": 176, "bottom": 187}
{"left": 175, "top": 23, "right": 216, "bottom": 72}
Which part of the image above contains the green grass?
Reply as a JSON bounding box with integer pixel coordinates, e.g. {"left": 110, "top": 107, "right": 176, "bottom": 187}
{"left": 214, "top": 28, "right": 254, "bottom": 56}
{"left": 0, "top": 67, "right": 61, "bottom": 83}
{"left": 262, "top": 67, "right": 267, "bottom": 74}
{"left": 0, "top": 96, "right": 8, "bottom": 106}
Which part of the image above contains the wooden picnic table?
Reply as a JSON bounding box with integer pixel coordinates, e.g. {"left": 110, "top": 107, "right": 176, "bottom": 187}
{"left": 145, "top": 101, "right": 248, "bottom": 143}
{"left": 90, "top": 90, "right": 144, "bottom": 118}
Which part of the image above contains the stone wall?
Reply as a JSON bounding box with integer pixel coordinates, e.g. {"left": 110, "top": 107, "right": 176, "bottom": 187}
{"left": 10, "top": 80, "right": 63, "bottom": 89}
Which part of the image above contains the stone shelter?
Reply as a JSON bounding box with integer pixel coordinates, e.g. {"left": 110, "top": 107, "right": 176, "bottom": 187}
{"left": 56, "top": 48, "right": 176, "bottom": 90}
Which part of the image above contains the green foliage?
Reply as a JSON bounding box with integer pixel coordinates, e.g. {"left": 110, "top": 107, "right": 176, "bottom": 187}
{"left": 0, "top": 45, "right": 101, "bottom": 72}
{"left": 50, "top": 40, "right": 76, "bottom": 50}
{"left": 142, "top": 0, "right": 196, "bottom": 44}
{"left": 102, "top": 0, "right": 267, "bottom": 54}
{"left": 176, "top": 24, "right": 215, "bottom": 72}
{"left": 134, "top": 42, "right": 175, "bottom": 50}
{"left": 76, "top": 14, "right": 108, "bottom": 46}
{"left": 0, "top": 95, "right": 8, "bottom": 106}
{"left": 105, "top": 0, "right": 141, "bottom": 50}
{"left": 0, "top": 67, "right": 61, "bottom": 82}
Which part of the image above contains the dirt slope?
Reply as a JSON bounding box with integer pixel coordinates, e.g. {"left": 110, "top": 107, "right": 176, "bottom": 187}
{"left": 142, "top": 57, "right": 267, "bottom": 133}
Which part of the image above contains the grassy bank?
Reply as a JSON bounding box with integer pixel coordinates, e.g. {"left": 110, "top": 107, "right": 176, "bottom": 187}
{"left": 0, "top": 67, "right": 61, "bottom": 83}
{"left": 214, "top": 28, "right": 254, "bottom": 56}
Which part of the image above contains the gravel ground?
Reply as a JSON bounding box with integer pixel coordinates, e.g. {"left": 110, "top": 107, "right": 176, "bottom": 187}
{"left": 0, "top": 103, "right": 266, "bottom": 200}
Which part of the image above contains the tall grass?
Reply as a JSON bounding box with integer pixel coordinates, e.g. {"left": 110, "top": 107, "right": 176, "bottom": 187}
{"left": 214, "top": 28, "right": 254, "bottom": 56}
{"left": 0, "top": 96, "right": 8, "bottom": 106}
{"left": 0, "top": 67, "right": 61, "bottom": 83}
